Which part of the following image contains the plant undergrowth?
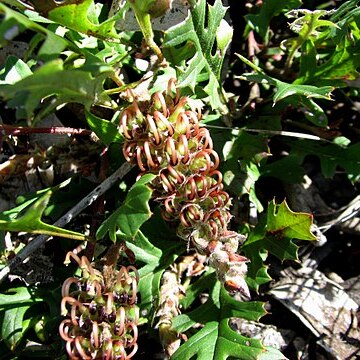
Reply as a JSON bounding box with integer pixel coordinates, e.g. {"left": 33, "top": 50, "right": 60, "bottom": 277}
{"left": 0, "top": 0, "right": 359, "bottom": 359}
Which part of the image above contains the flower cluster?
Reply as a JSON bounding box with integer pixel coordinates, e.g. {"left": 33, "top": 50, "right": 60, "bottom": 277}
{"left": 121, "top": 80, "right": 249, "bottom": 296}
{"left": 59, "top": 252, "right": 139, "bottom": 359}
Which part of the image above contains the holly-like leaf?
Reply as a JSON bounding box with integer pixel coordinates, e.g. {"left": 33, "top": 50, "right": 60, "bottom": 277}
{"left": 172, "top": 281, "right": 280, "bottom": 360}
{"left": 30, "top": 0, "right": 123, "bottom": 42}
{"left": 267, "top": 201, "right": 316, "bottom": 241}
{"left": 0, "top": 59, "right": 113, "bottom": 119}
{"left": 242, "top": 200, "right": 316, "bottom": 291}
{"left": 96, "top": 174, "right": 155, "bottom": 242}
{"left": 163, "top": 0, "right": 233, "bottom": 110}
{"left": 0, "top": 191, "right": 86, "bottom": 241}
{"left": 85, "top": 111, "right": 124, "bottom": 145}
{"left": 237, "top": 54, "right": 333, "bottom": 126}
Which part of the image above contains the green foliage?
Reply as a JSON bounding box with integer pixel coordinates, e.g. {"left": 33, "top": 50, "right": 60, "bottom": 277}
{"left": 0, "top": 59, "right": 113, "bottom": 120}
{"left": 242, "top": 200, "right": 316, "bottom": 291}
{"left": 126, "top": 228, "right": 183, "bottom": 315}
{"left": 262, "top": 138, "right": 360, "bottom": 183}
{"left": 171, "top": 276, "right": 285, "bottom": 360}
{"left": 30, "top": 0, "right": 123, "bottom": 42}
{"left": 245, "top": 0, "right": 302, "bottom": 42}
{"left": 85, "top": 110, "right": 124, "bottom": 145}
{"left": 0, "top": 0, "right": 359, "bottom": 359}
{"left": 163, "top": 0, "right": 233, "bottom": 110}
{"left": 96, "top": 174, "right": 155, "bottom": 242}
{"left": 0, "top": 287, "right": 44, "bottom": 351}
{"left": 237, "top": 53, "right": 334, "bottom": 126}
{"left": 0, "top": 3, "right": 69, "bottom": 62}
{"left": 0, "top": 191, "right": 86, "bottom": 240}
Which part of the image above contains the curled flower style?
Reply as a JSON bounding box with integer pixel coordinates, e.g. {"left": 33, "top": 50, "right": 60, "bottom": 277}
{"left": 59, "top": 252, "right": 139, "bottom": 360}
{"left": 120, "top": 80, "right": 249, "bottom": 297}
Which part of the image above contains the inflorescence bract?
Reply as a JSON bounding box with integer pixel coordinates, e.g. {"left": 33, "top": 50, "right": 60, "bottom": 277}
{"left": 121, "top": 80, "right": 249, "bottom": 296}
{"left": 59, "top": 252, "right": 139, "bottom": 359}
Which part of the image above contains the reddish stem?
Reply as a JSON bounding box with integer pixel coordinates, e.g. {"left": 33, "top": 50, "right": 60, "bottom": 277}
{"left": 0, "top": 124, "right": 92, "bottom": 136}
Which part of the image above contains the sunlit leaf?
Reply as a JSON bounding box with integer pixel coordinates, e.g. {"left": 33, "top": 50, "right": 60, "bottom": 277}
{"left": 2, "top": 306, "right": 29, "bottom": 351}
{"left": 163, "top": 0, "right": 233, "bottom": 110}
{"left": 242, "top": 200, "right": 316, "bottom": 291}
{"left": 0, "top": 3, "right": 68, "bottom": 60}
{"left": 0, "top": 191, "right": 86, "bottom": 240}
{"left": 172, "top": 283, "right": 272, "bottom": 360}
{"left": 0, "top": 59, "right": 113, "bottom": 119}
{"left": 85, "top": 111, "right": 124, "bottom": 145}
{"left": 30, "top": 0, "right": 123, "bottom": 42}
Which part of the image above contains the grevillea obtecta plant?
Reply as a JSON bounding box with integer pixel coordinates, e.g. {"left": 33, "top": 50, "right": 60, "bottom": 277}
{"left": 120, "top": 79, "right": 250, "bottom": 296}
{"left": 59, "top": 252, "right": 139, "bottom": 359}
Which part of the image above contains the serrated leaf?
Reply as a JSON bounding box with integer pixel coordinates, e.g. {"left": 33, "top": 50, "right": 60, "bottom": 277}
{"left": 85, "top": 111, "right": 124, "bottom": 145}
{"left": 30, "top": 0, "right": 123, "bottom": 42}
{"left": 238, "top": 67, "right": 333, "bottom": 126}
{"left": 267, "top": 201, "right": 316, "bottom": 241}
{"left": 0, "top": 59, "right": 112, "bottom": 119}
{"left": 96, "top": 174, "right": 155, "bottom": 242}
{"left": 172, "top": 283, "right": 268, "bottom": 360}
{"left": 2, "top": 305, "right": 29, "bottom": 351}
{"left": 242, "top": 200, "right": 315, "bottom": 291}
{"left": 0, "top": 191, "right": 86, "bottom": 240}
{"left": 163, "top": 0, "right": 232, "bottom": 110}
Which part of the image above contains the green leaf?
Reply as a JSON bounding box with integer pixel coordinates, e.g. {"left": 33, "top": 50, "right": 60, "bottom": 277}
{"left": 0, "top": 191, "right": 86, "bottom": 241}
{"left": 2, "top": 305, "right": 29, "bottom": 351}
{"left": 172, "top": 283, "right": 269, "bottom": 360}
{"left": 239, "top": 72, "right": 333, "bottom": 103}
{"left": 0, "top": 287, "right": 42, "bottom": 308}
{"left": 267, "top": 200, "right": 316, "bottom": 241}
{"left": 0, "top": 56, "right": 32, "bottom": 85}
{"left": 291, "top": 5, "right": 360, "bottom": 85}
{"left": 163, "top": 0, "right": 232, "bottom": 110}
{"left": 242, "top": 200, "right": 315, "bottom": 291}
{"left": 287, "top": 139, "right": 360, "bottom": 181}
{"left": 237, "top": 56, "right": 333, "bottom": 126}
{"left": 85, "top": 111, "right": 124, "bottom": 145}
{"left": 0, "top": 3, "right": 68, "bottom": 61}
{"left": 30, "top": 0, "right": 123, "bottom": 42}
{"left": 126, "top": 229, "right": 182, "bottom": 315}
{"left": 0, "top": 59, "right": 113, "bottom": 119}
{"left": 96, "top": 174, "right": 155, "bottom": 242}
{"left": 245, "top": 0, "right": 302, "bottom": 42}
{"left": 223, "top": 130, "right": 270, "bottom": 212}
{"left": 262, "top": 136, "right": 360, "bottom": 183}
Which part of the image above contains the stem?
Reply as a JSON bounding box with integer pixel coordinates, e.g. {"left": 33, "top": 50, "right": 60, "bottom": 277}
{"left": 131, "top": 6, "right": 164, "bottom": 62}
{"left": 0, "top": 162, "right": 133, "bottom": 284}
{"left": 0, "top": 124, "right": 92, "bottom": 136}
{"left": 235, "top": 53, "right": 264, "bottom": 74}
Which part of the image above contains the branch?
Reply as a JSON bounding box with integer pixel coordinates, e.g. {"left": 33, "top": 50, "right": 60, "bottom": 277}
{"left": 0, "top": 162, "right": 133, "bottom": 283}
